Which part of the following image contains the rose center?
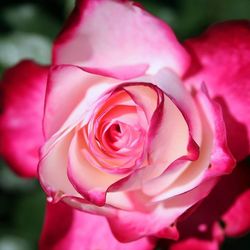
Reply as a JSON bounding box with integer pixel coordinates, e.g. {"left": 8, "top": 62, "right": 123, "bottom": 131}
{"left": 103, "top": 121, "right": 143, "bottom": 153}
{"left": 106, "top": 123, "right": 122, "bottom": 143}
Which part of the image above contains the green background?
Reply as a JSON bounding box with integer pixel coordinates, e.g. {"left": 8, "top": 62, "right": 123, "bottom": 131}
{"left": 0, "top": 0, "right": 249, "bottom": 249}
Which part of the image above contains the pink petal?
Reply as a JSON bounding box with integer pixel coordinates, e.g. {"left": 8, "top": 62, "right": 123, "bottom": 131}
{"left": 159, "top": 85, "right": 234, "bottom": 202}
{"left": 53, "top": 0, "right": 190, "bottom": 76}
{"left": 39, "top": 201, "right": 155, "bottom": 250}
{"left": 0, "top": 60, "right": 48, "bottom": 177}
{"left": 147, "top": 89, "right": 191, "bottom": 170}
{"left": 39, "top": 132, "right": 81, "bottom": 200}
{"left": 140, "top": 69, "right": 202, "bottom": 197}
{"left": 108, "top": 207, "right": 180, "bottom": 242}
{"left": 109, "top": 71, "right": 201, "bottom": 194}
{"left": 67, "top": 131, "right": 125, "bottom": 206}
{"left": 184, "top": 21, "right": 250, "bottom": 161}
{"left": 141, "top": 97, "right": 196, "bottom": 197}
{"left": 107, "top": 179, "right": 216, "bottom": 242}
{"left": 44, "top": 65, "right": 117, "bottom": 139}
{"left": 82, "top": 63, "right": 149, "bottom": 80}
{"left": 169, "top": 160, "right": 250, "bottom": 247}
{"left": 198, "top": 85, "right": 235, "bottom": 180}
{"left": 153, "top": 69, "right": 202, "bottom": 142}
{"left": 120, "top": 84, "right": 158, "bottom": 124}
{"left": 151, "top": 77, "right": 234, "bottom": 204}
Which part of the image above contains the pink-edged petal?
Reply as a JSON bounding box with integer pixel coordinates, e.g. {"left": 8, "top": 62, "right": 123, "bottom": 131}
{"left": 39, "top": 201, "right": 155, "bottom": 250}
{"left": 184, "top": 21, "right": 250, "bottom": 161}
{"left": 146, "top": 68, "right": 202, "bottom": 185}
{"left": 53, "top": 0, "right": 190, "bottom": 76}
{"left": 0, "top": 60, "right": 48, "bottom": 177}
{"left": 107, "top": 179, "right": 216, "bottom": 242}
{"left": 120, "top": 84, "right": 158, "bottom": 124}
{"left": 198, "top": 85, "right": 235, "bottom": 180}
{"left": 109, "top": 71, "right": 201, "bottom": 194}
{"left": 170, "top": 160, "right": 250, "bottom": 247}
{"left": 149, "top": 82, "right": 235, "bottom": 203}
{"left": 67, "top": 131, "right": 125, "bottom": 206}
{"left": 108, "top": 207, "right": 179, "bottom": 242}
{"left": 39, "top": 132, "right": 81, "bottom": 200}
{"left": 44, "top": 64, "right": 118, "bottom": 139}
{"left": 82, "top": 63, "right": 149, "bottom": 80}
{"left": 141, "top": 97, "right": 195, "bottom": 197}
{"left": 153, "top": 68, "right": 202, "bottom": 142}
{"left": 170, "top": 238, "right": 219, "bottom": 250}
{"left": 120, "top": 69, "right": 201, "bottom": 197}
{"left": 39, "top": 132, "right": 124, "bottom": 213}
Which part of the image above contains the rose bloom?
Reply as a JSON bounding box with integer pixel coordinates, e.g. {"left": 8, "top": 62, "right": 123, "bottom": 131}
{"left": 0, "top": 0, "right": 250, "bottom": 249}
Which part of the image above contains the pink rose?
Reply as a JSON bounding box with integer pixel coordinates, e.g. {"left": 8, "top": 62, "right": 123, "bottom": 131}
{"left": 0, "top": 1, "right": 249, "bottom": 249}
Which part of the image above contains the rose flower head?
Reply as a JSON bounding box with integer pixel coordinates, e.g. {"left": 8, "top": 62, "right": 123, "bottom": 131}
{"left": 0, "top": 0, "right": 249, "bottom": 249}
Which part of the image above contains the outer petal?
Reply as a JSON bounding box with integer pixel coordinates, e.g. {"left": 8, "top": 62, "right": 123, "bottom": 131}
{"left": 107, "top": 179, "right": 216, "bottom": 242}
{"left": 169, "top": 160, "right": 250, "bottom": 249}
{"left": 0, "top": 60, "right": 48, "bottom": 177}
{"left": 53, "top": 0, "right": 190, "bottom": 76}
{"left": 39, "top": 201, "right": 155, "bottom": 250}
{"left": 184, "top": 21, "right": 250, "bottom": 161}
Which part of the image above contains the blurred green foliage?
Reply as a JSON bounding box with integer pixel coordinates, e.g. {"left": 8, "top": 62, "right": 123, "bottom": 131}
{"left": 0, "top": 0, "right": 249, "bottom": 249}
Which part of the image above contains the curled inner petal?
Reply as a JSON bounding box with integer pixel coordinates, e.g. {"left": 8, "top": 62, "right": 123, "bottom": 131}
{"left": 81, "top": 89, "right": 148, "bottom": 174}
